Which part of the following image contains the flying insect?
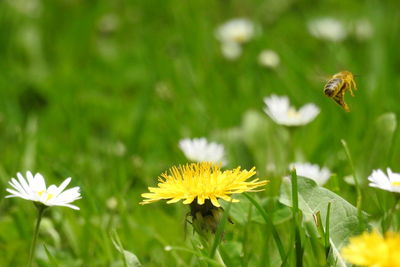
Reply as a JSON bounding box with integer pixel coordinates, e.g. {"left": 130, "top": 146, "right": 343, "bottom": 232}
{"left": 324, "top": 71, "right": 358, "bottom": 112}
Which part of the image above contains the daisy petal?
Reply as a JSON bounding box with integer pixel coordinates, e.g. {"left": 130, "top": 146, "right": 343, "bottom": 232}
{"left": 4, "top": 172, "right": 81, "bottom": 210}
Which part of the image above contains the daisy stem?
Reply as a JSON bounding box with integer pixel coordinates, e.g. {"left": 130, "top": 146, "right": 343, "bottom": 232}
{"left": 383, "top": 195, "right": 400, "bottom": 232}
{"left": 29, "top": 204, "right": 46, "bottom": 267}
{"left": 287, "top": 127, "right": 297, "bottom": 163}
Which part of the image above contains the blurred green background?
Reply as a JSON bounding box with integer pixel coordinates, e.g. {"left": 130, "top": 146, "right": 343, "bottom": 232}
{"left": 0, "top": 0, "right": 400, "bottom": 266}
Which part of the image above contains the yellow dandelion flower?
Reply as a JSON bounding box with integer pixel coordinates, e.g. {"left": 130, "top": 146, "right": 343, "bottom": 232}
{"left": 140, "top": 162, "right": 268, "bottom": 207}
{"left": 341, "top": 230, "right": 400, "bottom": 267}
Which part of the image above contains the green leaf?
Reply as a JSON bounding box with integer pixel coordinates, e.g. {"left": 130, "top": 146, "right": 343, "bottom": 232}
{"left": 279, "top": 177, "right": 368, "bottom": 267}
{"left": 110, "top": 229, "right": 142, "bottom": 267}
{"left": 219, "top": 241, "right": 243, "bottom": 267}
{"left": 120, "top": 251, "right": 142, "bottom": 267}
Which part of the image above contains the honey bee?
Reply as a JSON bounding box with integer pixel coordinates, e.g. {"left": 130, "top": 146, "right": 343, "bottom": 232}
{"left": 324, "top": 71, "right": 358, "bottom": 112}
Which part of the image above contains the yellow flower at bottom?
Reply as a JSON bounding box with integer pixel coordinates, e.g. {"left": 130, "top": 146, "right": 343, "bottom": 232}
{"left": 341, "top": 230, "right": 400, "bottom": 267}
{"left": 140, "top": 162, "right": 268, "bottom": 207}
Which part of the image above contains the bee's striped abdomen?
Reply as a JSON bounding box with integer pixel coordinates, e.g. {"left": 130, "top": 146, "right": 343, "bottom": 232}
{"left": 324, "top": 78, "right": 342, "bottom": 97}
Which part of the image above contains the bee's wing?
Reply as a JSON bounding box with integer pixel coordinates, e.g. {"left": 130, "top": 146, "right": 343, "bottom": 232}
{"left": 311, "top": 67, "right": 332, "bottom": 83}
{"left": 332, "top": 90, "right": 350, "bottom": 112}
{"left": 313, "top": 72, "right": 331, "bottom": 82}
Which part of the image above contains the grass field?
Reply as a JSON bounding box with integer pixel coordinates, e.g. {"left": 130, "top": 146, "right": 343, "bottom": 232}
{"left": 1, "top": 0, "right": 400, "bottom": 266}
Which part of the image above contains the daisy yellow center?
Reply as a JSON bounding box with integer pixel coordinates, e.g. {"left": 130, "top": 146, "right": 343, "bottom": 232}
{"left": 391, "top": 181, "right": 400, "bottom": 186}
{"left": 287, "top": 108, "right": 300, "bottom": 118}
{"left": 140, "top": 162, "right": 268, "bottom": 207}
{"left": 37, "top": 190, "right": 54, "bottom": 201}
{"left": 233, "top": 33, "right": 247, "bottom": 43}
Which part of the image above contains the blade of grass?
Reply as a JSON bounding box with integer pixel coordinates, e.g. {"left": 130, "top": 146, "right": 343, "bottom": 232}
{"left": 167, "top": 246, "right": 220, "bottom": 266}
{"left": 305, "top": 221, "right": 325, "bottom": 266}
{"left": 291, "top": 169, "right": 303, "bottom": 267}
{"left": 43, "top": 245, "right": 59, "bottom": 267}
{"left": 242, "top": 204, "right": 253, "bottom": 266}
{"left": 243, "top": 193, "right": 286, "bottom": 263}
{"left": 324, "top": 202, "right": 331, "bottom": 258}
{"left": 313, "top": 211, "right": 326, "bottom": 246}
{"left": 209, "top": 201, "right": 232, "bottom": 261}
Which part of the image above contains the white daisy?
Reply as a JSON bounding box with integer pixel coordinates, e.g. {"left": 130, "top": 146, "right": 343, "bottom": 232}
{"left": 179, "top": 137, "right": 227, "bottom": 166}
{"left": 353, "top": 19, "right": 373, "bottom": 40}
{"left": 368, "top": 168, "right": 400, "bottom": 193}
{"left": 5, "top": 171, "right": 81, "bottom": 210}
{"left": 263, "top": 95, "right": 320, "bottom": 126}
{"left": 258, "top": 50, "right": 280, "bottom": 68}
{"left": 220, "top": 42, "right": 242, "bottom": 60}
{"left": 308, "top": 18, "right": 347, "bottom": 42}
{"left": 215, "top": 18, "right": 254, "bottom": 44}
{"left": 290, "top": 162, "right": 331, "bottom": 186}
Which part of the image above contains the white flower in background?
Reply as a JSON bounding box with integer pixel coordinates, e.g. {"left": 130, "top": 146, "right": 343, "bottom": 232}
{"left": 6, "top": 0, "right": 42, "bottom": 18}
{"left": 221, "top": 42, "right": 242, "bottom": 60}
{"left": 5, "top": 171, "right": 82, "bottom": 210}
{"left": 263, "top": 95, "right": 320, "bottom": 126}
{"left": 308, "top": 18, "right": 347, "bottom": 42}
{"left": 216, "top": 18, "right": 255, "bottom": 44}
{"left": 290, "top": 162, "right": 331, "bottom": 186}
{"left": 179, "top": 138, "right": 227, "bottom": 166}
{"left": 98, "top": 13, "right": 120, "bottom": 34}
{"left": 106, "top": 197, "right": 118, "bottom": 210}
{"left": 368, "top": 168, "right": 400, "bottom": 193}
{"left": 258, "top": 50, "right": 280, "bottom": 68}
{"left": 353, "top": 19, "right": 373, "bottom": 40}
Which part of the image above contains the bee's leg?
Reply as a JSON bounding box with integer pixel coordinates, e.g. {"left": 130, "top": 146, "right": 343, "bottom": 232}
{"left": 333, "top": 92, "right": 350, "bottom": 112}
{"left": 347, "top": 83, "right": 355, "bottom": 97}
{"left": 351, "top": 79, "right": 358, "bottom": 91}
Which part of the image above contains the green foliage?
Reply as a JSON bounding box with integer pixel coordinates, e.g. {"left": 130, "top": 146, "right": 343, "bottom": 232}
{"left": 111, "top": 229, "right": 142, "bottom": 267}
{"left": 0, "top": 0, "right": 399, "bottom": 266}
{"left": 280, "top": 176, "right": 368, "bottom": 266}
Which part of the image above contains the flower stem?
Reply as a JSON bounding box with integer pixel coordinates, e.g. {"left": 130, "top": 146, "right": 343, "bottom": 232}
{"left": 383, "top": 195, "right": 400, "bottom": 232}
{"left": 341, "top": 139, "right": 364, "bottom": 224}
{"left": 29, "top": 204, "right": 46, "bottom": 267}
{"left": 287, "top": 126, "right": 297, "bottom": 163}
